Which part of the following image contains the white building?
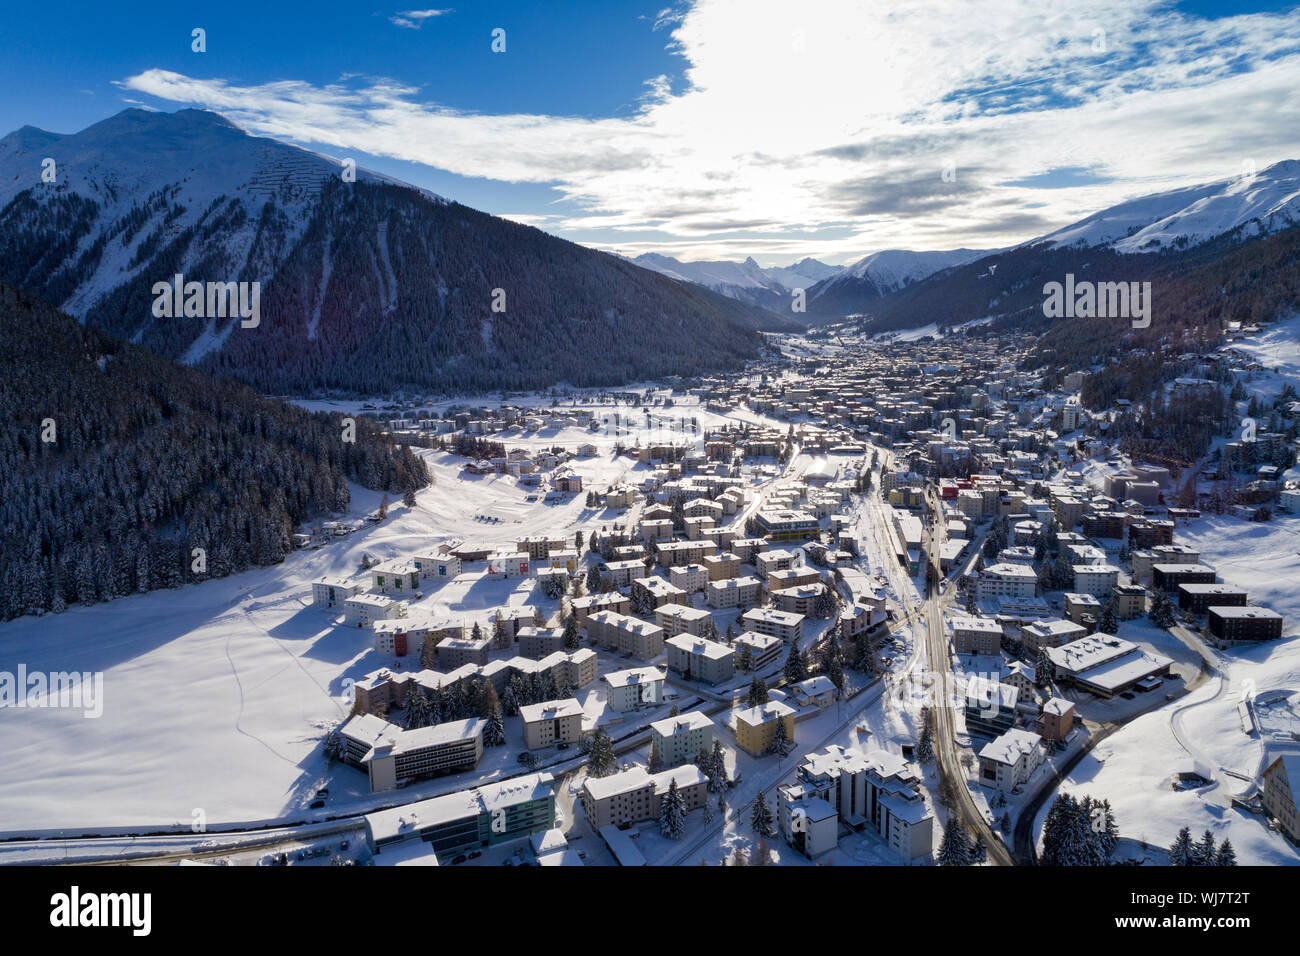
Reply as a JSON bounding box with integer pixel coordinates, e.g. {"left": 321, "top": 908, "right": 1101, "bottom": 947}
{"left": 312, "top": 577, "right": 362, "bottom": 608}
{"left": 650, "top": 711, "right": 715, "bottom": 767}
{"left": 602, "top": 667, "right": 667, "bottom": 712}
{"left": 345, "top": 594, "right": 408, "bottom": 627}
{"left": 977, "top": 729, "right": 1045, "bottom": 793}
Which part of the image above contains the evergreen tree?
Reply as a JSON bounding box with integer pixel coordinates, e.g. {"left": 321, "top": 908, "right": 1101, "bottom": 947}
{"left": 481, "top": 683, "right": 507, "bottom": 747}
{"left": 658, "top": 778, "right": 687, "bottom": 839}
{"left": 1035, "top": 645, "right": 1053, "bottom": 688}
{"left": 1149, "top": 591, "right": 1176, "bottom": 629}
{"left": 562, "top": 612, "right": 580, "bottom": 650}
{"left": 1193, "top": 829, "right": 1216, "bottom": 866}
{"left": 769, "top": 715, "right": 791, "bottom": 756}
{"left": 746, "top": 674, "right": 769, "bottom": 708}
{"left": 750, "top": 790, "right": 775, "bottom": 836}
{"left": 916, "top": 709, "right": 935, "bottom": 763}
{"left": 1168, "top": 826, "right": 1195, "bottom": 866}
{"left": 971, "top": 834, "right": 987, "bottom": 864}
{"left": 587, "top": 728, "right": 616, "bottom": 778}
{"left": 938, "top": 819, "right": 972, "bottom": 866}
{"left": 783, "top": 644, "right": 808, "bottom": 683}
{"left": 1099, "top": 598, "right": 1119, "bottom": 634}
{"left": 736, "top": 642, "right": 754, "bottom": 673}
{"left": 1215, "top": 839, "right": 1237, "bottom": 866}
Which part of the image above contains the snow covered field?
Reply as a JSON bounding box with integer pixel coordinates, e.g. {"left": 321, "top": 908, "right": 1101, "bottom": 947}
{"left": 1033, "top": 512, "right": 1300, "bottom": 864}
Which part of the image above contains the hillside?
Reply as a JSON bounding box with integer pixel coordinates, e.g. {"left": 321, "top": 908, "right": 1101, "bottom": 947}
{"left": 0, "top": 282, "right": 428, "bottom": 622}
{"left": 0, "top": 108, "right": 777, "bottom": 396}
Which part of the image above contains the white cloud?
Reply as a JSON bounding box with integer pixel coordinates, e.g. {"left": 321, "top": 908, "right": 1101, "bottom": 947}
{"left": 122, "top": 0, "right": 1300, "bottom": 263}
{"left": 389, "top": 8, "right": 452, "bottom": 29}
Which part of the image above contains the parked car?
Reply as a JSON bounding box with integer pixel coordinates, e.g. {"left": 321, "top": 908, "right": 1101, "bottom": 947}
{"left": 451, "top": 854, "right": 468, "bottom": 865}
{"left": 557, "top": 741, "right": 570, "bottom": 750}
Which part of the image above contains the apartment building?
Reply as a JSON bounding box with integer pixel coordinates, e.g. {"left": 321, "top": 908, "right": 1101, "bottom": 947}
{"left": 599, "top": 560, "right": 650, "bottom": 592}
{"left": 950, "top": 615, "right": 1003, "bottom": 656}
{"left": 1063, "top": 592, "right": 1101, "bottom": 628}
{"left": 1037, "top": 697, "right": 1076, "bottom": 743}
{"left": 364, "top": 772, "right": 556, "bottom": 859}
{"left": 1177, "top": 583, "right": 1247, "bottom": 616}
{"left": 668, "top": 563, "right": 710, "bottom": 594}
{"left": 360, "top": 717, "right": 486, "bottom": 792}
{"left": 976, "top": 563, "right": 1038, "bottom": 601}
{"left": 1021, "top": 618, "right": 1088, "bottom": 654}
{"left": 977, "top": 729, "right": 1045, "bottom": 793}
{"left": 581, "top": 764, "right": 707, "bottom": 830}
{"left": 602, "top": 667, "right": 667, "bottom": 712}
{"left": 771, "top": 583, "right": 825, "bottom": 616}
{"left": 703, "top": 552, "right": 742, "bottom": 581}
{"left": 435, "top": 634, "right": 491, "bottom": 669}
{"left": 665, "top": 634, "right": 735, "bottom": 684}
{"left": 741, "top": 607, "right": 805, "bottom": 643}
{"left": 517, "top": 625, "right": 566, "bottom": 660}
{"left": 312, "top": 577, "right": 362, "bottom": 608}
{"left": 519, "top": 698, "right": 585, "bottom": 750}
{"left": 963, "top": 677, "right": 1019, "bottom": 738}
{"left": 734, "top": 631, "right": 783, "bottom": 672}
{"left": 586, "top": 610, "right": 666, "bottom": 659}
{"left": 779, "top": 745, "right": 933, "bottom": 861}
{"left": 655, "top": 539, "right": 719, "bottom": 568}
{"left": 630, "top": 575, "right": 689, "bottom": 610}
{"left": 755, "top": 509, "right": 820, "bottom": 542}
{"left": 1070, "top": 563, "right": 1120, "bottom": 598}
{"left": 735, "top": 700, "right": 797, "bottom": 756}
{"left": 1206, "top": 606, "right": 1284, "bottom": 645}
{"left": 755, "top": 548, "right": 797, "bottom": 579}
{"left": 1111, "top": 583, "right": 1147, "bottom": 619}
{"left": 706, "top": 575, "right": 763, "bottom": 609}
{"left": 650, "top": 711, "right": 715, "bottom": 767}
{"left": 655, "top": 602, "right": 712, "bottom": 638}
{"left": 344, "top": 594, "right": 408, "bottom": 627}
{"left": 571, "top": 591, "right": 632, "bottom": 625}
{"left": 372, "top": 563, "right": 420, "bottom": 594}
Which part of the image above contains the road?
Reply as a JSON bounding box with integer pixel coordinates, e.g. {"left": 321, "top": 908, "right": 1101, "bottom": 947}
{"left": 918, "top": 483, "right": 1015, "bottom": 866}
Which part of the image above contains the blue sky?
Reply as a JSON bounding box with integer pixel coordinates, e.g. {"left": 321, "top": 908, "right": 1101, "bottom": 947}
{"left": 4, "top": 0, "right": 1299, "bottom": 264}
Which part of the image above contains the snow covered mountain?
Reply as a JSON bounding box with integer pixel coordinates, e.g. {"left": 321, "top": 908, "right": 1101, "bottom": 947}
{"left": 632, "top": 252, "right": 842, "bottom": 315}
{"left": 1030, "top": 159, "right": 1300, "bottom": 254}
{"left": 0, "top": 108, "right": 778, "bottom": 394}
{"left": 804, "top": 160, "right": 1300, "bottom": 325}
{"left": 803, "top": 247, "right": 992, "bottom": 317}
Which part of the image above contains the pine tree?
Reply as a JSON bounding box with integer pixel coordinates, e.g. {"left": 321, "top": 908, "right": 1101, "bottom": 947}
{"left": 659, "top": 778, "right": 687, "bottom": 840}
{"left": 562, "top": 612, "right": 580, "bottom": 649}
{"left": 1193, "top": 829, "right": 1216, "bottom": 866}
{"left": 1035, "top": 644, "right": 1053, "bottom": 688}
{"left": 916, "top": 709, "right": 935, "bottom": 763}
{"left": 971, "top": 834, "right": 987, "bottom": 864}
{"left": 769, "top": 715, "right": 791, "bottom": 756}
{"left": 1168, "top": 826, "right": 1195, "bottom": 866}
{"left": 746, "top": 674, "right": 769, "bottom": 708}
{"left": 783, "top": 644, "right": 807, "bottom": 683}
{"left": 481, "top": 683, "right": 507, "bottom": 746}
{"left": 587, "top": 728, "right": 616, "bottom": 777}
{"left": 1215, "top": 839, "right": 1237, "bottom": 866}
{"left": 1099, "top": 598, "right": 1119, "bottom": 634}
{"left": 750, "top": 790, "right": 775, "bottom": 836}
{"left": 736, "top": 643, "right": 754, "bottom": 673}
{"left": 1149, "top": 591, "right": 1176, "bottom": 629}
{"left": 938, "top": 819, "right": 972, "bottom": 866}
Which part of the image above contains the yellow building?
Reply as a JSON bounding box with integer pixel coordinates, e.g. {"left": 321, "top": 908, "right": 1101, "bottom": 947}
{"left": 735, "top": 701, "right": 796, "bottom": 756}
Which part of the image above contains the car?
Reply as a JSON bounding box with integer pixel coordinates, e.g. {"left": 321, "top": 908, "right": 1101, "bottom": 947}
{"left": 451, "top": 854, "right": 468, "bottom": 865}
{"left": 557, "top": 741, "right": 570, "bottom": 750}
{"left": 1120, "top": 692, "right": 1136, "bottom": 700}
{"left": 339, "top": 840, "right": 349, "bottom": 851}
{"left": 468, "top": 850, "right": 482, "bottom": 859}
{"left": 309, "top": 799, "right": 325, "bottom": 809}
